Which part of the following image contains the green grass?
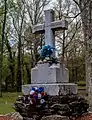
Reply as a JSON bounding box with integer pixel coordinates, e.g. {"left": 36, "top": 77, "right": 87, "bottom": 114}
{"left": 0, "top": 92, "right": 22, "bottom": 114}
{"left": 0, "top": 88, "right": 87, "bottom": 114}
{"left": 77, "top": 81, "right": 86, "bottom": 86}
{"left": 78, "top": 86, "right": 86, "bottom": 90}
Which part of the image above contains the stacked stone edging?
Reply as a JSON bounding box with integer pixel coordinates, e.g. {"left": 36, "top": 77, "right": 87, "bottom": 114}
{"left": 13, "top": 94, "right": 89, "bottom": 120}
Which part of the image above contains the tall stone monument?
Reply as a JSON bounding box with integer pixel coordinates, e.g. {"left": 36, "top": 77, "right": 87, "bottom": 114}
{"left": 22, "top": 9, "right": 77, "bottom": 95}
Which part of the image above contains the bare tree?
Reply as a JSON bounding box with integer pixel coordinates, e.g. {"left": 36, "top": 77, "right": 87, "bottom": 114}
{"left": 25, "top": 0, "right": 51, "bottom": 66}
{"left": 53, "top": 0, "right": 85, "bottom": 84}
{"left": 53, "top": 0, "right": 82, "bottom": 61}
{"left": 9, "top": 0, "right": 26, "bottom": 92}
{"left": 0, "top": 0, "right": 7, "bottom": 96}
{"left": 72, "top": 0, "right": 92, "bottom": 108}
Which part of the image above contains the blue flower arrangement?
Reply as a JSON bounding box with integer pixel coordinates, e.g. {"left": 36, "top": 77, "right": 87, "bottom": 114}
{"left": 40, "top": 45, "right": 55, "bottom": 59}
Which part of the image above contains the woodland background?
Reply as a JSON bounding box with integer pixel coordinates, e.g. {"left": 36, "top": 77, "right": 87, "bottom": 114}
{"left": 0, "top": 0, "right": 92, "bottom": 95}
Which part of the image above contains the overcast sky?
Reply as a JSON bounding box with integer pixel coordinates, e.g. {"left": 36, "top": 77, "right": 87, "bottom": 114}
{"left": 44, "top": 0, "right": 56, "bottom": 10}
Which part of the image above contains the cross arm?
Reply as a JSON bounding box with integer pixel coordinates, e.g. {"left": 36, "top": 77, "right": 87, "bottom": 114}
{"left": 32, "top": 23, "right": 45, "bottom": 33}
{"left": 51, "top": 20, "right": 68, "bottom": 31}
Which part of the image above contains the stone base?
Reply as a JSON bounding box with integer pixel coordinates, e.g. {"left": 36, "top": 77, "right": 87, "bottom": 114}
{"left": 22, "top": 83, "right": 77, "bottom": 95}
{"left": 31, "top": 63, "right": 69, "bottom": 84}
{"left": 41, "top": 115, "right": 69, "bottom": 120}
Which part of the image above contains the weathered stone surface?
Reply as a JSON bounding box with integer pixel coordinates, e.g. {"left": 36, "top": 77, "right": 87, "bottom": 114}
{"left": 6, "top": 112, "right": 23, "bottom": 120}
{"left": 22, "top": 9, "right": 77, "bottom": 97}
{"left": 51, "top": 104, "right": 70, "bottom": 111}
{"left": 41, "top": 115, "right": 69, "bottom": 120}
{"left": 33, "top": 9, "right": 68, "bottom": 46}
{"left": 13, "top": 94, "right": 89, "bottom": 120}
{"left": 23, "top": 117, "right": 34, "bottom": 120}
{"left": 31, "top": 63, "right": 69, "bottom": 84}
{"left": 22, "top": 83, "right": 77, "bottom": 95}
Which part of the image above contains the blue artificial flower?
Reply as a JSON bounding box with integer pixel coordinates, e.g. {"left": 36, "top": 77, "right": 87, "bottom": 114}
{"left": 32, "top": 87, "right": 38, "bottom": 91}
{"left": 38, "top": 87, "right": 44, "bottom": 93}
{"left": 40, "top": 45, "right": 55, "bottom": 58}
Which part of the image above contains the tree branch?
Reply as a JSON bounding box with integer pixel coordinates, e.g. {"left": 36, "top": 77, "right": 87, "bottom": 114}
{"left": 72, "top": 0, "right": 80, "bottom": 7}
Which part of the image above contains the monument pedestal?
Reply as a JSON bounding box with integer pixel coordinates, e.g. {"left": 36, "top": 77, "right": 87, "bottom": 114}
{"left": 22, "top": 9, "right": 77, "bottom": 96}
{"left": 22, "top": 62, "right": 77, "bottom": 95}
{"left": 22, "top": 83, "right": 77, "bottom": 96}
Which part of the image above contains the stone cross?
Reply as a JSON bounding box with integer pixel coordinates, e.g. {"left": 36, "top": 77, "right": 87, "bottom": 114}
{"left": 22, "top": 9, "right": 78, "bottom": 96}
{"left": 33, "top": 9, "right": 68, "bottom": 48}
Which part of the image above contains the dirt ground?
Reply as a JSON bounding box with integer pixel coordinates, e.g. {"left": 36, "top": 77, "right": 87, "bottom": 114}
{"left": 0, "top": 113, "right": 92, "bottom": 120}
{"left": 0, "top": 116, "right": 14, "bottom": 120}
{"left": 74, "top": 113, "right": 92, "bottom": 120}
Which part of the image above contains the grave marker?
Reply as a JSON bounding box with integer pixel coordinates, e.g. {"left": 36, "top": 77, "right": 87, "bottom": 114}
{"left": 22, "top": 9, "right": 77, "bottom": 96}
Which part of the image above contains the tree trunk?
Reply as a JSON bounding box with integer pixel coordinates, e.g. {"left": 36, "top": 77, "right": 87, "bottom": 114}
{"left": 25, "top": 64, "right": 31, "bottom": 84}
{"left": 6, "top": 39, "right": 15, "bottom": 88}
{"left": 5, "top": 77, "right": 8, "bottom": 91}
{"left": 79, "top": 0, "right": 92, "bottom": 110}
{"left": 17, "top": 36, "right": 23, "bottom": 92}
{"left": 62, "top": 30, "right": 65, "bottom": 60}
{"left": 0, "top": 0, "right": 7, "bottom": 97}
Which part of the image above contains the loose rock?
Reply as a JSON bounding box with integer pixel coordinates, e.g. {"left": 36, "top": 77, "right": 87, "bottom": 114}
{"left": 41, "top": 115, "right": 69, "bottom": 120}
{"left": 6, "top": 112, "right": 23, "bottom": 120}
{"left": 13, "top": 93, "right": 89, "bottom": 120}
